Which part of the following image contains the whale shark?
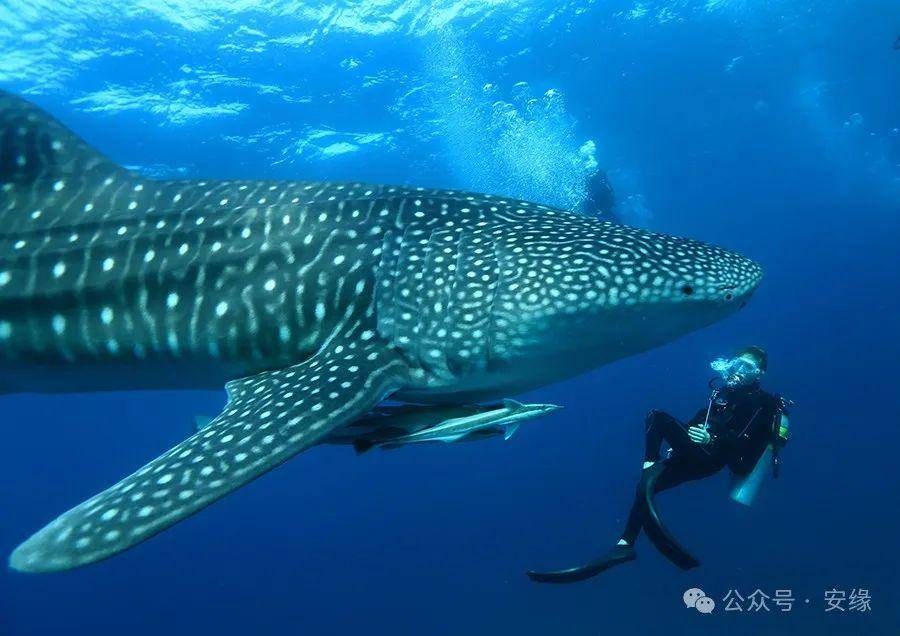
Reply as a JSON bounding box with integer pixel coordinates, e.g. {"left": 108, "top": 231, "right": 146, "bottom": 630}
{"left": 0, "top": 90, "right": 762, "bottom": 572}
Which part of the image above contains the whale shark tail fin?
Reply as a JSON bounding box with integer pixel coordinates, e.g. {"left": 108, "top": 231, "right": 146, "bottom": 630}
{"left": 0, "top": 90, "right": 138, "bottom": 234}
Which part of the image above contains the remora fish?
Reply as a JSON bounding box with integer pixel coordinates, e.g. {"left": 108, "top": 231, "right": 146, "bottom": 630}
{"left": 0, "top": 91, "right": 762, "bottom": 572}
{"left": 349, "top": 399, "right": 560, "bottom": 453}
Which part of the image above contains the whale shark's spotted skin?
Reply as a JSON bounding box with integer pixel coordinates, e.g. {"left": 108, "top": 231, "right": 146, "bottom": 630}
{"left": 0, "top": 91, "right": 762, "bottom": 572}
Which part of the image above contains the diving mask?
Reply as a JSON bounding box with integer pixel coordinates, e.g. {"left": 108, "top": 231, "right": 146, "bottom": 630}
{"left": 710, "top": 356, "right": 762, "bottom": 387}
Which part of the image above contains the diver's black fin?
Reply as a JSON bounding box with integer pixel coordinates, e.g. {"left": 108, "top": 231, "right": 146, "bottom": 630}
{"left": 639, "top": 463, "right": 701, "bottom": 570}
{"left": 526, "top": 545, "right": 636, "bottom": 584}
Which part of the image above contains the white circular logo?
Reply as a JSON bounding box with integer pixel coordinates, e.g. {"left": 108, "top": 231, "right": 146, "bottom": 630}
{"left": 683, "top": 587, "right": 705, "bottom": 608}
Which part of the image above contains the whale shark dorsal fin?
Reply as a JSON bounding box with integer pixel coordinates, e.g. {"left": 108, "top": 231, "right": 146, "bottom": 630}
{"left": 502, "top": 398, "right": 523, "bottom": 410}
{"left": 9, "top": 337, "right": 408, "bottom": 573}
{"left": 0, "top": 90, "right": 137, "bottom": 233}
{"left": 0, "top": 90, "right": 128, "bottom": 181}
{"left": 503, "top": 423, "right": 520, "bottom": 441}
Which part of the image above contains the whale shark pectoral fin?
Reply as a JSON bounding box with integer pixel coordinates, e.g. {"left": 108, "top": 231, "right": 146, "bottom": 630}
{"left": 9, "top": 339, "right": 408, "bottom": 573}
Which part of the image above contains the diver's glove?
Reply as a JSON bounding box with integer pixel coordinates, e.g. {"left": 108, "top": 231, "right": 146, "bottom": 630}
{"left": 688, "top": 426, "right": 711, "bottom": 445}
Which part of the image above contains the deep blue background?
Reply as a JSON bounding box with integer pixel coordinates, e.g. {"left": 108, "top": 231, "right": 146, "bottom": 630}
{"left": 1, "top": 1, "right": 898, "bottom": 634}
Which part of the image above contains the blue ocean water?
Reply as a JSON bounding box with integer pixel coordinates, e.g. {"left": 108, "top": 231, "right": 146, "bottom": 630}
{"left": 1, "top": 1, "right": 898, "bottom": 634}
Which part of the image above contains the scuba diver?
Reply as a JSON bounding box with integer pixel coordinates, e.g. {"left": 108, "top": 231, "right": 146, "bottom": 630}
{"left": 528, "top": 346, "right": 791, "bottom": 584}
{"left": 580, "top": 170, "right": 617, "bottom": 221}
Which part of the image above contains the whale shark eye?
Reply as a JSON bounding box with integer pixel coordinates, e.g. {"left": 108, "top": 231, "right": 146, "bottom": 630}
{"left": 681, "top": 284, "right": 694, "bottom": 296}
{"left": 725, "top": 292, "right": 734, "bottom": 301}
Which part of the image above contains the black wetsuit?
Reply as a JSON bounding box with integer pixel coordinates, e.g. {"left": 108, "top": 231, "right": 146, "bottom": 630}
{"left": 621, "top": 383, "right": 783, "bottom": 545}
